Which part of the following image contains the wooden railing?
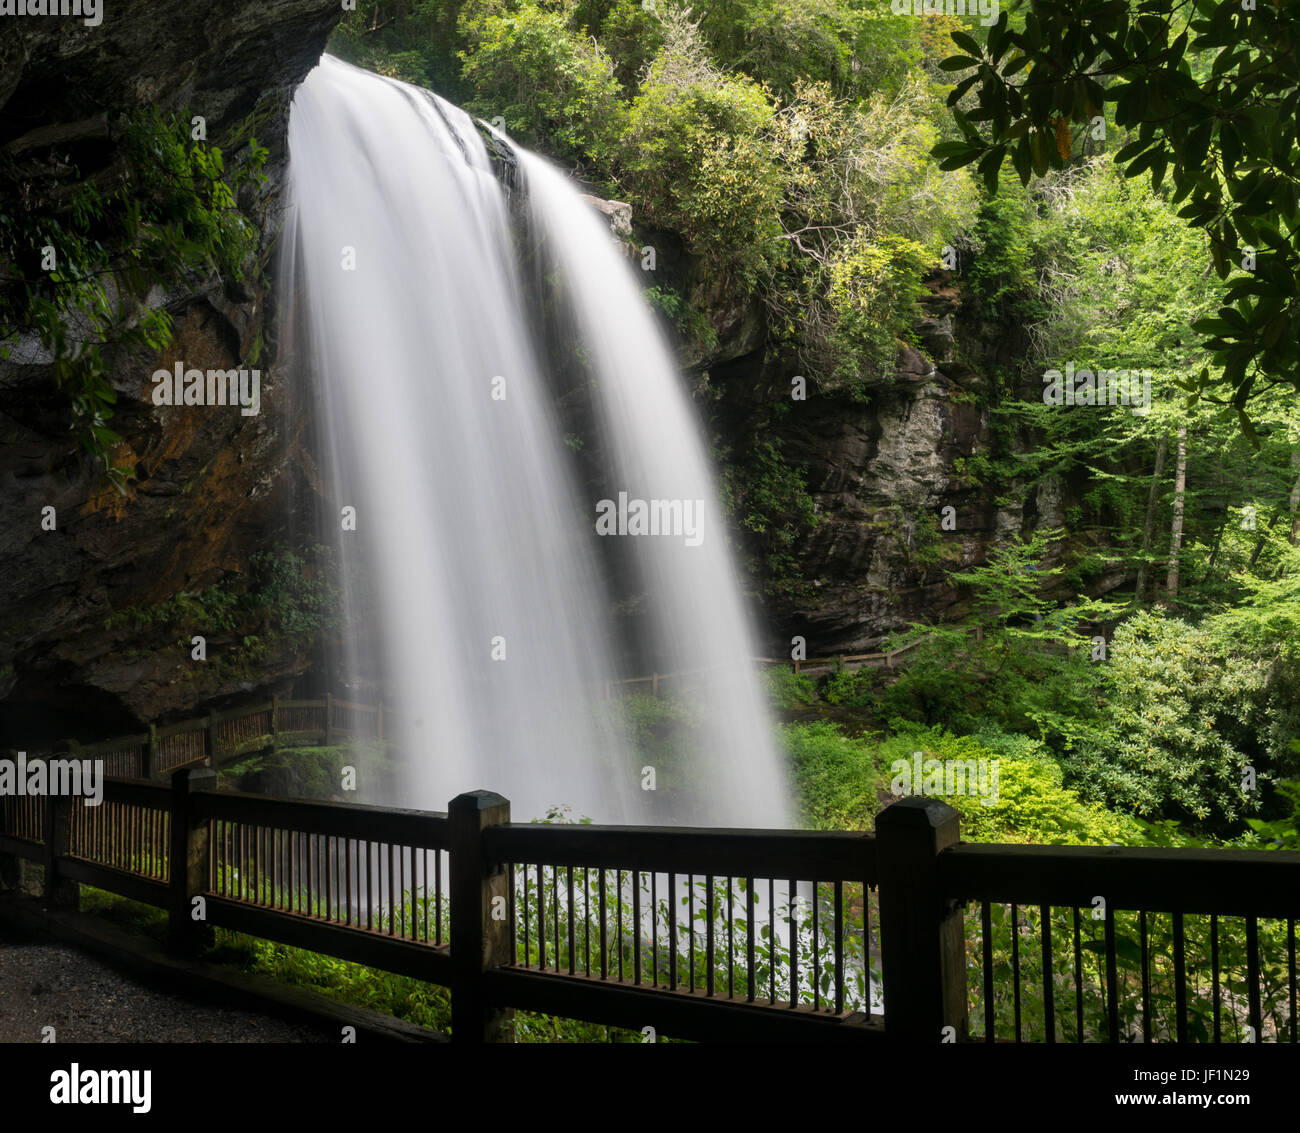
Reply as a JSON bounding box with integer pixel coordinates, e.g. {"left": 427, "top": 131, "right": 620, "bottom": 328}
{"left": 602, "top": 638, "right": 931, "bottom": 697}
{"left": 27, "top": 695, "right": 389, "bottom": 781}
{"left": 2, "top": 777, "right": 1296, "bottom": 1044}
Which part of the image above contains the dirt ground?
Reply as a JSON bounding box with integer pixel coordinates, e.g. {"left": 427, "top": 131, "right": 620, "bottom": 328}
{"left": 0, "top": 930, "right": 336, "bottom": 1043}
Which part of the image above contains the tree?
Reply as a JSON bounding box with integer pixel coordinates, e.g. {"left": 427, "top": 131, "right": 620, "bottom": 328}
{"left": 1165, "top": 424, "right": 1188, "bottom": 601}
{"left": 932, "top": 0, "right": 1300, "bottom": 430}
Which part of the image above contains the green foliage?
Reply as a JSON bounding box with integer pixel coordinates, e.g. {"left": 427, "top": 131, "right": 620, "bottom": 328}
{"left": 716, "top": 416, "right": 819, "bottom": 598}
{"left": 880, "top": 529, "right": 1112, "bottom": 738}
{"left": 79, "top": 887, "right": 169, "bottom": 944}
{"left": 103, "top": 545, "right": 340, "bottom": 661}
{"left": 1062, "top": 608, "right": 1297, "bottom": 830}
{"left": 329, "top": 0, "right": 467, "bottom": 96}
{"left": 693, "top": 0, "right": 922, "bottom": 102}
{"left": 766, "top": 74, "right": 978, "bottom": 388}
{"left": 819, "top": 665, "right": 876, "bottom": 708}
{"left": 880, "top": 725, "right": 1145, "bottom": 845}
{"left": 780, "top": 720, "right": 881, "bottom": 831}
{"left": 0, "top": 108, "right": 267, "bottom": 487}
{"left": 643, "top": 284, "right": 717, "bottom": 350}
{"left": 615, "top": 28, "right": 787, "bottom": 290}
{"left": 762, "top": 666, "right": 820, "bottom": 712}
{"left": 459, "top": 1, "right": 626, "bottom": 166}
{"left": 570, "top": 0, "right": 666, "bottom": 88}
{"left": 960, "top": 181, "right": 1038, "bottom": 323}
{"left": 934, "top": 0, "right": 1300, "bottom": 423}
{"left": 821, "top": 232, "right": 929, "bottom": 388}
{"left": 1245, "top": 778, "right": 1300, "bottom": 851}
{"left": 220, "top": 740, "right": 398, "bottom": 804}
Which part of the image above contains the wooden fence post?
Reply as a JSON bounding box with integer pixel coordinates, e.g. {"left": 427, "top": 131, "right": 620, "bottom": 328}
{"left": 325, "top": 693, "right": 334, "bottom": 746}
{"left": 42, "top": 758, "right": 78, "bottom": 911}
{"left": 876, "top": 796, "right": 966, "bottom": 1042}
{"left": 271, "top": 695, "right": 280, "bottom": 752}
{"left": 449, "top": 790, "right": 513, "bottom": 1043}
{"left": 168, "top": 766, "right": 217, "bottom": 957}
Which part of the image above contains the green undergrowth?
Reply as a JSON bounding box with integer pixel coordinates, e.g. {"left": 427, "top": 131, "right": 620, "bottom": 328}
{"left": 75, "top": 887, "right": 653, "bottom": 1042}
{"left": 219, "top": 739, "right": 399, "bottom": 804}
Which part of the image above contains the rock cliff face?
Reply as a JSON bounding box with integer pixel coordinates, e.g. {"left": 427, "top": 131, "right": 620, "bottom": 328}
{"left": 669, "top": 250, "right": 1041, "bottom": 656}
{"left": 0, "top": 1, "right": 343, "bottom": 745}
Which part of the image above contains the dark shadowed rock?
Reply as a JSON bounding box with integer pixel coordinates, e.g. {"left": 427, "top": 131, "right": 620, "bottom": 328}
{"left": 0, "top": 1, "right": 344, "bottom": 744}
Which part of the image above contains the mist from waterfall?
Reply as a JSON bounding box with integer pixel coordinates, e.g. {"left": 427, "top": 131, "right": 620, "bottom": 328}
{"left": 283, "top": 55, "right": 791, "bottom": 828}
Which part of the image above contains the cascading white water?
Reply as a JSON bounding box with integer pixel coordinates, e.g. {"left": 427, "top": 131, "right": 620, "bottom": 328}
{"left": 283, "top": 56, "right": 791, "bottom": 828}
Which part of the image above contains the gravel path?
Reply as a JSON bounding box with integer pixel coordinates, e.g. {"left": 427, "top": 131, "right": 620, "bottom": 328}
{"left": 0, "top": 932, "right": 336, "bottom": 1043}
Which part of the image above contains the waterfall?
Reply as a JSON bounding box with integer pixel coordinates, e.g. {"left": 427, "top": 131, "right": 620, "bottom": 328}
{"left": 282, "top": 55, "right": 791, "bottom": 828}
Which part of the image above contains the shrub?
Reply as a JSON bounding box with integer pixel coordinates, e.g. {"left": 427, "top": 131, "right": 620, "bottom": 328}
{"left": 763, "top": 667, "right": 819, "bottom": 711}
{"left": 459, "top": 0, "right": 626, "bottom": 166}
{"left": 615, "top": 11, "right": 787, "bottom": 290}
{"left": 1061, "top": 609, "right": 1291, "bottom": 831}
{"left": 780, "top": 720, "right": 881, "bottom": 830}
{"left": 881, "top": 727, "right": 1145, "bottom": 845}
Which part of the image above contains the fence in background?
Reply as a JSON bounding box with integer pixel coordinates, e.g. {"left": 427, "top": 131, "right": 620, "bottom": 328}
{"left": 21, "top": 696, "right": 388, "bottom": 781}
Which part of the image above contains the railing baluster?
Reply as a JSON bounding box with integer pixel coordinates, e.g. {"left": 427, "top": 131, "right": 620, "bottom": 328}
{"left": 1105, "top": 904, "right": 1119, "bottom": 1043}
{"left": 505, "top": 860, "right": 514, "bottom": 958}
{"left": 1173, "top": 911, "right": 1187, "bottom": 1043}
{"left": 650, "top": 871, "right": 657, "bottom": 987}
{"left": 666, "top": 871, "right": 675, "bottom": 991}
{"left": 864, "top": 882, "right": 873, "bottom": 1018}
{"left": 537, "top": 863, "right": 547, "bottom": 971}
{"left": 768, "top": 877, "right": 776, "bottom": 1005}
{"left": 705, "top": 873, "right": 714, "bottom": 998}
{"left": 631, "top": 868, "right": 639, "bottom": 985}
{"left": 1211, "top": 914, "right": 1221, "bottom": 1043}
{"left": 811, "top": 880, "right": 819, "bottom": 1012}
{"left": 388, "top": 841, "right": 396, "bottom": 936}
{"left": 788, "top": 878, "right": 797, "bottom": 1008}
{"left": 1041, "top": 904, "right": 1054, "bottom": 1043}
{"left": 522, "top": 862, "right": 531, "bottom": 968}
{"left": 567, "top": 865, "right": 576, "bottom": 976}
{"left": 688, "top": 874, "right": 695, "bottom": 993}
{"left": 1012, "top": 902, "right": 1021, "bottom": 1042}
{"left": 833, "top": 879, "right": 844, "bottom": 1015}
{"left": 598, "top": 866, "right": 607, "bottom": 980}
{"left": 1289, "top": 918, "right": 1297, "bottom": 1044}
{"left": 1247, "top": 915, "right": 1261, "bottom": 1041}
{"left": 982, "top": 900, "right": 994, "bottom": 1042}
{"left": 1074, "top": 905, "right": 1084, "bottom": 1043}
{"left": 727, "top": 875, "right": 734, "bottom": 1001}
{"left": 746, "top": 876, "right": 756, "bottom": 1004}
{"left": 1140, "top": 909, "right": 1150, "bottom": 1042}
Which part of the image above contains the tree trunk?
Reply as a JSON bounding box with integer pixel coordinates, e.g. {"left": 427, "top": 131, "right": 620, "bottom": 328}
{"left": 1134, "top": 433, "right": 1168, "bottom": 604}
{"left": 1290, "top": 449, "right": 1300, "bottom": 546}
{"left": 1248, "top": 512, "right": 1281, "bottom": 569}
{"left": 1165, "top": 426, "right": 1188, "bottom": 601}
{"left": 1206, "top": 518, "right": 1227, "bottom": 572}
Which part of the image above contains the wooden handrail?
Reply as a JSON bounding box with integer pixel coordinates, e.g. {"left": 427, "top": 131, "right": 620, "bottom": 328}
{"left": 8, "top": 777, "right": 1297, "bottom": 1046}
